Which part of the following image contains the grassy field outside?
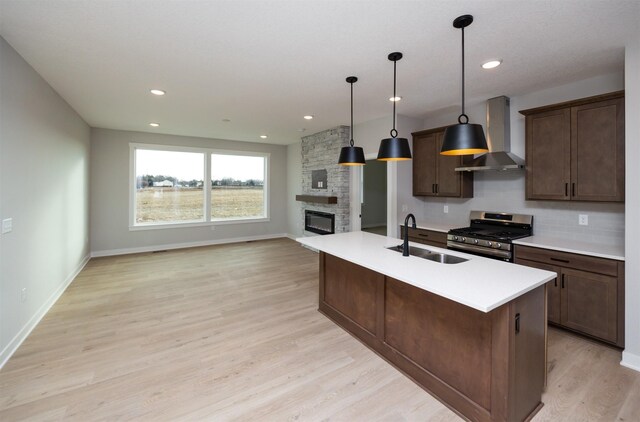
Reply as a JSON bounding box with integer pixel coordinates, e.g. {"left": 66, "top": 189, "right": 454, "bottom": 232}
{"left": 136, "top": 186, "right": 264, "bottom": 223}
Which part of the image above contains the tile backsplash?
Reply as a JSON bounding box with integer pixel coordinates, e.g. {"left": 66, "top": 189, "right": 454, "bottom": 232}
{"left": 411, "top": 171, "right": 624, "bottom": 246}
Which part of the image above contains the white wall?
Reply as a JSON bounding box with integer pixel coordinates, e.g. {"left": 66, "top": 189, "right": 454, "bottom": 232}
{"left": 622, "top": 27, "right": 640, "bottom": 371}
{"left": 90, "top": 128, "right": 288, "bottom": 255}
{"left": 412, "top": 72, "right": 625, "bottom": 246}
{"left": 0, "top": 37, "right": 91, "bottom": 366}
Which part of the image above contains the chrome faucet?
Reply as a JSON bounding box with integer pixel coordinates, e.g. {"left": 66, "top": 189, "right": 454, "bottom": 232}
{"left": 403, "top": 213, "right": 416, "bottom": 256}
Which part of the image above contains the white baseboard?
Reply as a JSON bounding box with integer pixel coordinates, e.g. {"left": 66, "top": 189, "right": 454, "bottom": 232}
{"left": 91, "top": 233, "right": 289, "bottom": 257}
{"left": 286, "top": 233, "right": 298, "bottom": 241}
{"left": 621, "top": 350, "right": 640, "bottom": 372}
{"left": 0, "top": 254, "right": 91, "bottom": 370}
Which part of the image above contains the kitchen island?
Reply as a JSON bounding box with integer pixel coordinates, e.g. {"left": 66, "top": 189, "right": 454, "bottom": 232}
{"left": 297, "top": 231, "right": 556, "bottom": 422}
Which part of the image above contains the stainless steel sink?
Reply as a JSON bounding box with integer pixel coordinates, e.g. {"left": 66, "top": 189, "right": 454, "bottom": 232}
{"left": 386, "top": 245, "right": 468, "bottom": 264}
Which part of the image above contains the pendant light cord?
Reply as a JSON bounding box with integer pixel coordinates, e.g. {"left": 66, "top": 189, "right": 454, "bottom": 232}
{"left": 458, "top": 26, "right": 469, "bottom": 124}
{"left": 391, "top": 59, "right": 398, "bottom": 138}
{"left": 350, "top": 80, "right": 354, "bottom": 147}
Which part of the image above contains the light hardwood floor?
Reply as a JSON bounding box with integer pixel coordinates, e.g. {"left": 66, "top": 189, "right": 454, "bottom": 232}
{"left": 0, "top": 238, "right": 638, "bottom": 421}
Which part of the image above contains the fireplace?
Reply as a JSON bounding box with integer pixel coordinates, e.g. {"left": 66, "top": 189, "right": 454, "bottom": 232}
{"left": 305, "top": 210, "right": 335, "bottom": 235}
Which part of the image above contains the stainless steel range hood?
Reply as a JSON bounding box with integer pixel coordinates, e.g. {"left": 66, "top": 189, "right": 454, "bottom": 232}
{"left": 455, "top": 96, "right": 524, "bottom": 172}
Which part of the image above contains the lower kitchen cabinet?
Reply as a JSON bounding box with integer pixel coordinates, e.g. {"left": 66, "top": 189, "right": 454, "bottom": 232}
{"left": 399, "top": 226, "right": 448, "bottom": 248}
{"left": 515, "top": 245, "right": 624, "bottom": 347}
{"left": 319, "top": 252, "right": 546, "bottom": 422}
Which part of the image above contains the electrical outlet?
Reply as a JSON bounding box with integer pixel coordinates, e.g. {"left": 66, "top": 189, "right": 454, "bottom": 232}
{"left": 402, "top": 204, "right": 408, "bottom": 212}
{"left": 444, "top": 205, "right": 449, "bottom": 214}
{"left": 21, "top": 288, "right": 27, "bottom": 303}
{"left": 579, "top": 214, "right": 588, "bottom": 226}
{"left": 2, "top": 218, "right": 12, "bottom": 234}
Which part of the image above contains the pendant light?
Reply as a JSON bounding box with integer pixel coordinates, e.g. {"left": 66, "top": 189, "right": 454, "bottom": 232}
{"left": 338, "top": 76, "right": 366, "bottom": 166}
{"left": 440, "top": 15, "right": 489, "bottom": 156}
{"left": 377, "top": 52, "right": 412, "bottom": 161}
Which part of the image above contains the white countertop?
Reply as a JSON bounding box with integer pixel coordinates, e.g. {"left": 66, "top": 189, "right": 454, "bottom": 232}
{"left": 413, "top": 222, "right": 458, "bottom": 233}
{"left": 513, "top": 236, "right": 625, "bottom": 261}
{"left": 297, "top": 231, "right": 556, "bottom": 313}
{"left": 413, "top": 222, "right": 625, "bottom": 261}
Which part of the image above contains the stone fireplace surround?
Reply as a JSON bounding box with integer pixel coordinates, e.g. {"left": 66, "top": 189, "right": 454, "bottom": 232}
{"left": 300, "top": 126, "right": 350, "bottom": 234}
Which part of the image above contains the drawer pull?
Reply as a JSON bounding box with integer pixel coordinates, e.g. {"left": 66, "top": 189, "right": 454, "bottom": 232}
{"left": 550, "top": 257, "right": 570, "bottom": 263}
{"left": 418, "top": 233, "right": 430, "bottom": 237}
{"left": 515, "top": 313, "right": 521, "bottom": 334}
{"left": 561, "top": 274, "right": 565, "bottom": 288}
{"left": 554, "top": 278, "right": 557, "bottom": 287}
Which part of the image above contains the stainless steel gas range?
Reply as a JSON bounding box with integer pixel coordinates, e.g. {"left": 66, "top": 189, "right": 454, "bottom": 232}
{"left": 447, "top": 211, "right": 533, "bottom": 262}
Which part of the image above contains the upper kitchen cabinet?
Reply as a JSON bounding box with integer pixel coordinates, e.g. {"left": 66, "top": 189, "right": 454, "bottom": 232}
{"left": 520, "top": 91, "right": 625, "bottom": 202}
{"left": 412, "top": 127, "right": 473, "bottom": 198}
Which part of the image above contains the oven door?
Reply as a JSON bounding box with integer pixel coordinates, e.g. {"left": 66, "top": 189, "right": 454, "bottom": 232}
{"left": 447, "top": 241, "right": 512, "bottom": 262}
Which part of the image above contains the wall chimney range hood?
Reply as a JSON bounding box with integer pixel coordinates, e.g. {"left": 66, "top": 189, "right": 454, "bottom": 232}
{"left": 455, "top": 96, "right": 524, "bottom": 172}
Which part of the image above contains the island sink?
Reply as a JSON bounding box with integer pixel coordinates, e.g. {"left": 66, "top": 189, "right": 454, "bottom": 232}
{"left": 386, "top": 244, "right": 468, "bottom": 264}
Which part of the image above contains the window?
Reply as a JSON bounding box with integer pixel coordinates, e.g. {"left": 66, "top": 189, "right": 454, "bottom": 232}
{"left": 131, "top": 144, "right": 268, "bottom": 228}
{"left": 211, "top": 154, "right": 265, "bottom": 220}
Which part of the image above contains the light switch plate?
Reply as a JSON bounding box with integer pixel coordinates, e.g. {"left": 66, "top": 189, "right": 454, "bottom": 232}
{"left": 1, "top": 218, "right": 12, "bottom": 234}
{"left": 579, "top": 214, "right": 588, "bottom": 226}
{"left": 444, "top": 205, "right": 449, "bottom": 214}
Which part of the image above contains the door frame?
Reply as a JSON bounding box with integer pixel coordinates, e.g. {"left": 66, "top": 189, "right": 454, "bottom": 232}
{"left": 350, "top": 153, "right": 397, "bottom": 237}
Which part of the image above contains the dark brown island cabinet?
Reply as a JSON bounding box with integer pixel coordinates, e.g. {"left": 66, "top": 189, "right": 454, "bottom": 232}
{"left": 519, "top": 91, "right": 624, "bottom": 202}
{"left": 318, "top": 252, "right": 546, "bottom": 422}
{"left": 399, "top": 226, "right": 448, "bottom": 248}
{"left": 412, "top": 126, "right": 474, "bottom": 198}
{"left": 515, "top": 245, "right": 625, "bottom": 347}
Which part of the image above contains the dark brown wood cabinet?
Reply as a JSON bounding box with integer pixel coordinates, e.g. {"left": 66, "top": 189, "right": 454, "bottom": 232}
{"left": 520, "top": 91, "right": 624, "bottom": 202}
{"left": 399, "top": 226, "right": 448, "bottom": 248}
{"left": 412, "top": 127, "right": 473, "bottom": 198}
{"left": 515, "top": 245, "right": 624, "bottom": 347}
{"left": 319, "top": 252, "right": 546, "bottom": 422}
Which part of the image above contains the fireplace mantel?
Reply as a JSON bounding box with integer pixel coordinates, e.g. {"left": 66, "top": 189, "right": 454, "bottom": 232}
{"left": 295, "top": 195, "right": 338, "bottom": 204}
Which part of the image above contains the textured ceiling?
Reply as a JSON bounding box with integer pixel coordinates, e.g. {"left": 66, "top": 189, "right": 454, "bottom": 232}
{"left": 0, "top": 0, "right": 637, "bottom": 145}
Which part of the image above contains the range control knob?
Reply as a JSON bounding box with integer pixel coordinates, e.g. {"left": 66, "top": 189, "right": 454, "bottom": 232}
{"left": 453, "top": 236, "right": 459, "bottom": 241}
{"left": 487, "top": 242, "right": 493, "bottom": 247}
{"left": 462, "top": 237, "right": 466, "bottom": 242}
{"left": 496, "top": 243, "right": 502, "bottom": 248}
{"left": 474, "top": 239, "right": 479, "bottom": 244}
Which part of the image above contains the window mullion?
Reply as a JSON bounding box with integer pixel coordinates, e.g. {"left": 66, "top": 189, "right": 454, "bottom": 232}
{"left": 204, "top": 153, "right": 212, "bottom": 221}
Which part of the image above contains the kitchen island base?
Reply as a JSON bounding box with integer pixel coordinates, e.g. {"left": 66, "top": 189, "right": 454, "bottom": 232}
{"left": 319, "top": 252, "right": 545, "bottom": 422}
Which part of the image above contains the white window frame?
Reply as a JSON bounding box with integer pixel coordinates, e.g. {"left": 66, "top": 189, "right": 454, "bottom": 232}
{"left": 129, "top": 143, "right": 270, "bottom": 230}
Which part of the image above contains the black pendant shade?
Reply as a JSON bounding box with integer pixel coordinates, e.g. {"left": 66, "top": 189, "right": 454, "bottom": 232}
{"left": 440, "top": 15, "right": 489, "bottom": 156}
{"left": 377, "top": 136, "right": 412, "bottom": 161}
{"left": 338, "top": 145, "right": 366, "bottom": 165}
{"left": 377, "top": 52, "right": 411, "bottom": 161}
{"left": 339, "top": 76, "right": 366, "bottom": 166}
{"left": 441, "top": 122, "right": 488, "bottom": 156}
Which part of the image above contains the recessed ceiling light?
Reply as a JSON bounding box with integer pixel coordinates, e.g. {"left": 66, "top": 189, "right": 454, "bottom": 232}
{"left": 150, "top": 89, "right": 166, "bottom": 96}
{"left": 303, "top": 115, "right": 314, "bottom": 120}
{"left": 482, "top": 60, "right": 502, "bottom": 69}
{"left": 389, "top": 96, "right": 402, "bottom": 102}
{"left": 149, "top": 123, "right": 159, "bottom": 127}
{"left": 260, "top": 135, "right": 268, "bottom": 139}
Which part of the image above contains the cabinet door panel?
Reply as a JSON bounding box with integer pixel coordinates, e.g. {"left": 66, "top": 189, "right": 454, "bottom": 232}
{"left": 571, "top": 98, "right": 625, "bottom": 202}
{"left": 323, "top": 254, "right": 381, "bottom": 335}
{"left": 515, "top": 258, "right": 560, "bottom": 324}
{"left": 526, "top": 109, "right": 571, "bottom": 200}
{"left": 412, "top": 133, "right": 438, "bottom": 196}
{"left": 561, "top": 268, "right": 617, "bottom": 343}
{"left": 435, "top": 132, "right": 462, "bottom": 197}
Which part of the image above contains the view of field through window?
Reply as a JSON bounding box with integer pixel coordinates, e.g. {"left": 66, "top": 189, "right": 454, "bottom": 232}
{"left": 211, "top": 154, "right": 265, "bottom": 220}
{"left": 134, "top": 148, "right": 265, "bottom": 224}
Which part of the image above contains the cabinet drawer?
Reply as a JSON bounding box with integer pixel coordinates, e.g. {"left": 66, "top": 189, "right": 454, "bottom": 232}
{"left": 515, "top": 245, "right": 618, "bottom": 277}
{"left": 400, "top": 227, "right": 448, "bottom": 246}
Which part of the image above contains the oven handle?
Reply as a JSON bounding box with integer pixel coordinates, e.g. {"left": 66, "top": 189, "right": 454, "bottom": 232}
{"left": 447, "top": 242, "right": 512, "bottom": 259}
